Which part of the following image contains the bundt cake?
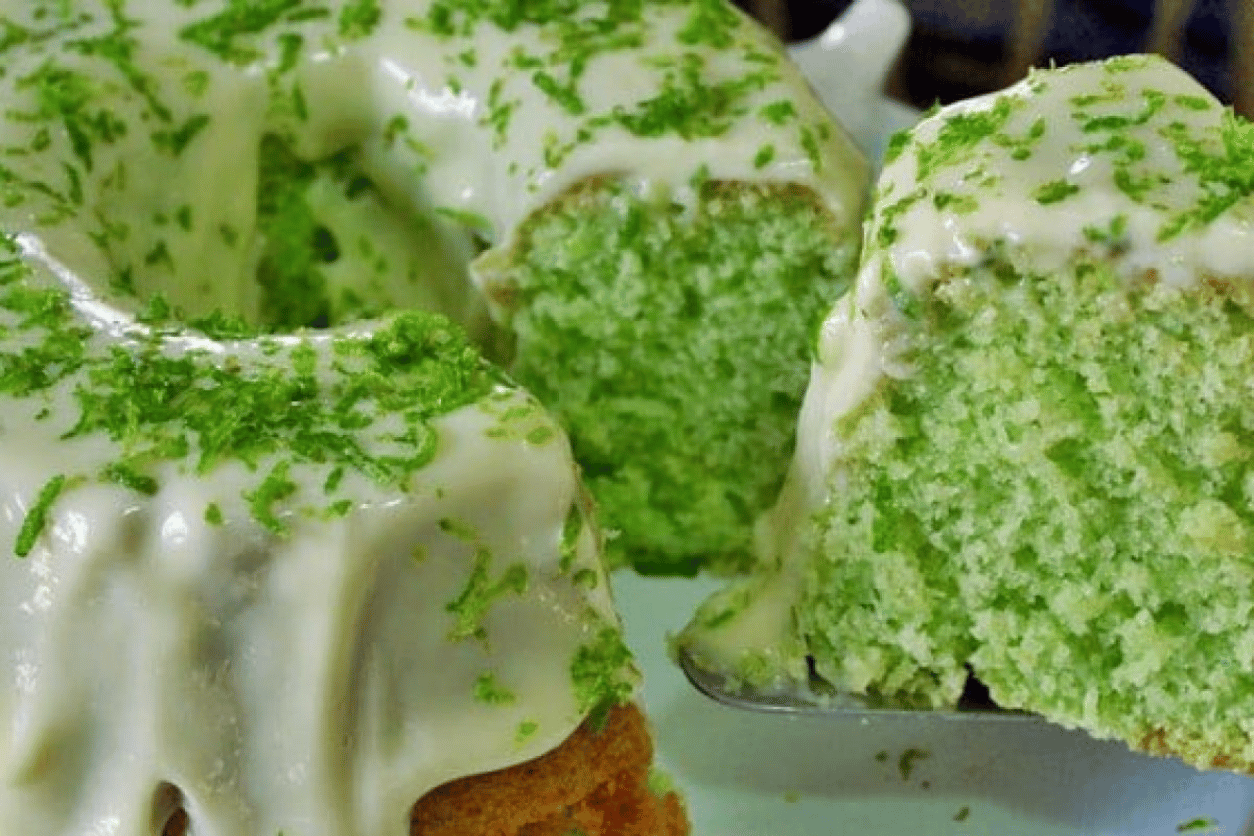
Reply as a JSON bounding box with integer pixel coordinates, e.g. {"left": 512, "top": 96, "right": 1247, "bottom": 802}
{"left": 0, "top": 0, "right": 870, "bottom": 833}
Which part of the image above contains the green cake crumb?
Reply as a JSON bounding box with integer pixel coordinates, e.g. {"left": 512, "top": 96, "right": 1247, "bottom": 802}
{"left": 953, "top": 805, "right": 970, "bottom": 822}
{"left": 804, "top": 250, "right": 1254, "bottom": 760}
{"left": 496, "top": 181, "right": 856, "bottom": 574}
{"left": 1177, "top": 818, "right": 1219, "bottom": 833}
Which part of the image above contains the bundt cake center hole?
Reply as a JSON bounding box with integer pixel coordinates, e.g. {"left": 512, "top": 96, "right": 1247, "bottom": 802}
{"left": 98, "top": 130, "right": 494, "bottom": 345}
{"left": 242, "top": 132, "right": 495, "bottom": 339}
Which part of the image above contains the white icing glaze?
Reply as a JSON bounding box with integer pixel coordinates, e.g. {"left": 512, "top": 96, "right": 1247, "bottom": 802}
{"left": 0, "top": 225, "right": 622, "bottom": 835}
{"left": 0, "top": 377, "right": 617, "bottom": 836}
{"left": 682, "top": 55, "right": 1254, "bottom": 684}
{"left": 868, "top": 57, "right": 1254, "bottom": 295}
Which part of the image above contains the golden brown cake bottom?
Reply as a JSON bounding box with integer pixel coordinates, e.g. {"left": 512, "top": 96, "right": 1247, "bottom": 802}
{"left": 411, "top": 703, "right": 688, "bottom": 836}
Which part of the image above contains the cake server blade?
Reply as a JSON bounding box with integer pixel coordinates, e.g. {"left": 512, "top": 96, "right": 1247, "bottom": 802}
{"left": 677, "top": 647, "right": 1038, "bottom": 721}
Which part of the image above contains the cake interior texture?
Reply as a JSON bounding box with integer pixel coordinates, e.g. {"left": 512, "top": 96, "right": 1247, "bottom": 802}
{"left": 496, "top": 180, "right": 856, "bottom": 574}
{"left": 814, "top": 62, "right": 1254, "bottom": 769}
{"left": 809, "top": 251, "right": 1254, "bottom": 765}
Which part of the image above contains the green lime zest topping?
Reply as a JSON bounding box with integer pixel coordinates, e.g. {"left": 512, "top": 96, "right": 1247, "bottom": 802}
{"left": 445, "top": 548, "right": 529, "bottom": 643}
{"left": 882, "top": 128, "right": 911, "bottom": 164}
{"left": 677, "top": 0, "right": 740, "bottom": 48}
{"left": 931, "top": 191, "right": 978, "bottom": 214}
{"left": 102, "top": 460, "right": 159, "bottom": 496}
{"left": 515, "top": 719, "right": 538, "bottom": 743}
{"left": 1082, "top": 213, "right": 1128, "bottom": 247}
{"left": 992, "top": 114, "right": 1046, "bottom": 160}
{"left": 1158, "top": 109, "right": 1254, "bottom": 240}
{"left": 759, "top": 99, "right": 797, "bottom": 126}
{"left": 531, "top": 70, "right": 584, "bottom": 116}
{"left": 442, "top": 516, "right": 491, "bottom": 543}
{"left": 481, "top": 78, "right": 517, "bottom": 149}
{"left": 1112, "top": 166, "right": 1155, "bottom": 202}
{"left": 1034, "top": 179, "right": 1080, "bottom": 205}
{"left": 152, "top": 113, "right": 211, "bottom": 156}
{"left": 246, "top": 461, "right": 298, "bottom": 535}
{"left": 916, "top": 97, "right": 1016, "bottom": 181}
{"left": 182, "top": 70, "right": 210, "bottom": 97}
{"left": 1076, "top": 89, "right": 1166, "bottom": 134}
{"left": 557, "top": 505, "right": 583, "bottom": 573}
{"left": 473, "top": 671, "right": 516, "bottom": 705}
{"left": 8, "top": 280, "right": 498, "bottom": 539}
{"left": 570, "top": 625, "right": 636, "bottom": 717}
{"left": 1102, "top": 54, "right": 1152, "bottom": 74}
{"left": 873, "top": 188, "right": 923, "bottom": 249}
{"left": 18, "top": 64, "right": 125, "bottom": 173}
{"left": 798, "top": 124, "right": 821, "bottom": 170}
{"left": 15, "top": 474, "right": 68, "bottom": 557}
{"left": 612, "top": 54, "right": 771, "bottom": 140}
{"left": 1174, "top": 94, "right": 1212, "bottom": 111}
{"left": 180, "top": 0, "right": 305, "bottom": 63}
{"left": 418, "top": 0, "right": 804, "bottom": 171}
{"left": 338, "top": 0, "right": 381, "bottom": 39}
{"left": 0, "top": 287, "right": 91, "bottom": 396}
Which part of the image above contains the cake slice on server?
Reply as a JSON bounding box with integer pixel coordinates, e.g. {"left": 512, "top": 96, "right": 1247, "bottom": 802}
{"left": 681, "top": 54, "right": 1254, "bottom": 771}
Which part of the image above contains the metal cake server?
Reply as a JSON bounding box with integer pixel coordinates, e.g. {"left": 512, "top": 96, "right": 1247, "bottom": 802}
{"left": 677, "top": 647, "right": 1038, "bottom": 721}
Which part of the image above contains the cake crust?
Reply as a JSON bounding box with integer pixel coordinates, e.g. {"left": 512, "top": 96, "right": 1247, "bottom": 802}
{"left": 411, "top": 703, "right": 687, "bottom": 836}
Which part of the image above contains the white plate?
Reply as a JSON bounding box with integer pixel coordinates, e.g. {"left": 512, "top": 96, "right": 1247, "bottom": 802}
{"left": 611, "top": 3, "right": 1254, "bottom": 834}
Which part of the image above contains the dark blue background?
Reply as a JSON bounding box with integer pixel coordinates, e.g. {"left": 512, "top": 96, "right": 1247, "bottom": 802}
{"left": 736, "top": 0, "right": 1234, "bottom": 109}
